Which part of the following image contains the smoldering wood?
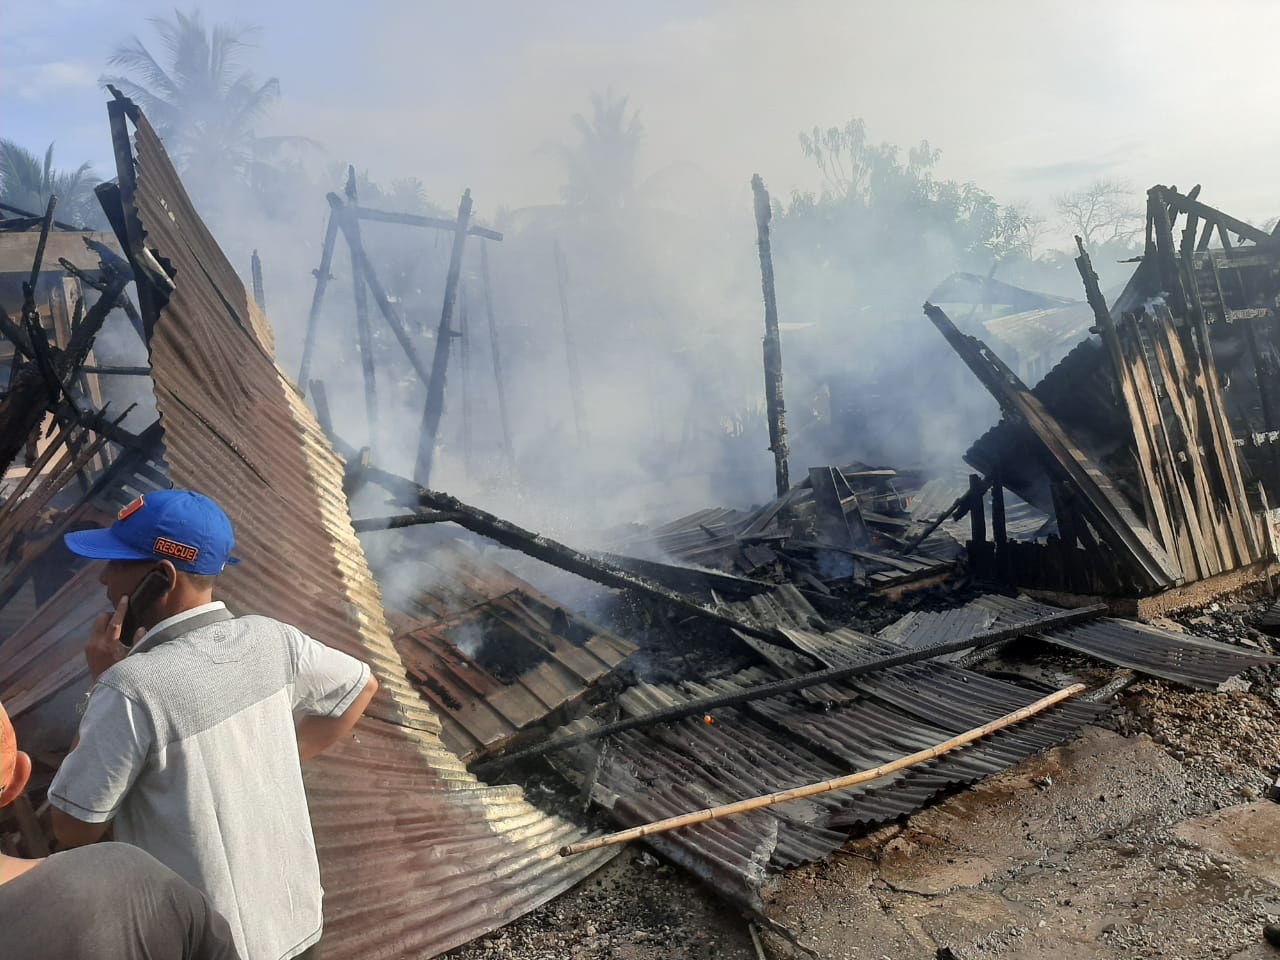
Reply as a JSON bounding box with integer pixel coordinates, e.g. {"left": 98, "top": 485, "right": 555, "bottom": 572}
{"left": 415, "top": 189, "right": 473, "bottom": 487}
{"left": 476, "top": 605, "right": 1106, "bottom": 774}
{"left": 298, "top": 208, "right": 340, "bottom": 390}
{"left": 307, "top": 379, "right": 334, "bottom": 439}
{"left": 752, "top": 174, "right": 790, "bottom": 498}
{"left": 553, "top": 239, "right": 588, "bottom": 446}
{"left": 326, "top": 192, "right": 435, "bottom": 388}
{"left": 480, "top": 242, "right": 516, "bottom": 471}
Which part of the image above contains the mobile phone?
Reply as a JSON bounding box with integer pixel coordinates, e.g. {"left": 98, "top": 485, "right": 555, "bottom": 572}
{"left": 120, "top": 569, "right": 173, "bottom": 646}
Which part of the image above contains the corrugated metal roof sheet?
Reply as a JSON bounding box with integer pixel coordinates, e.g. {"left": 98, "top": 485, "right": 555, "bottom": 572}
{"left": 887, "top": 594, "right": 1279, "bottom": 690}
{"left": 549, "top": 653, "right": 1103, "bottom": 908}
{"left": 106, "top": 100, "right": 616, "bottom": 958}
{"left": 386, "top": 543, "right": 635, "bottom": 760}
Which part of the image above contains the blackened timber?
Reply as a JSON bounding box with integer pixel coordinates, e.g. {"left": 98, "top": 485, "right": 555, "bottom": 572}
{"left": 1162, "top": 188, "right": 1277, "bottom": 248}
{"left": 0, "top": 274, "right": 126, "bottom": 475}
{"left": 343, "top": 170, "right": 380, "bottom": 449}
{"left": 924, "top": 301, "right": 1179, "bottom": 591}
{"left": 480, "top": 243, "right": 515, "bottom": 470}
{"left": 474, "top": 602, "right": 1109, "bottom": 772}
{"left": 969, "top": 473, "right": 986, "bottom": 545}
{"left": 0, "top": 305, "right": 34, "bottom": 360}
{"left": 326, "top": 193, "right": 434, "bottom": 388}
{"left": 362, "top": 463, "right": 792, "bottom": 644}
{"left": 352, "top": 205, "right": 503, "bottom": 242}
{"left": 351, "top": 511, "right": 465, "bottom": 531}
{"left": 415, "top": 189, "right": 473, "bottom": 487}
{"left": 752, "top": 174, "right": 790, "bottom": 497}
{"left": 298, "top": 208, "right": 340, "bottom": 389}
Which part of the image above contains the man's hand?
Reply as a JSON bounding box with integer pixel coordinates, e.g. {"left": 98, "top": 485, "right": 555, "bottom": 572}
{"left": 86, "top": 596, "right": 141, "bottom": 679}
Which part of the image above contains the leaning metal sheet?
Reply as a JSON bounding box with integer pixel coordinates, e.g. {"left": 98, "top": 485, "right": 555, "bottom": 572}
{"left": 115, "top": 103, "right": 614, "bottom": 958}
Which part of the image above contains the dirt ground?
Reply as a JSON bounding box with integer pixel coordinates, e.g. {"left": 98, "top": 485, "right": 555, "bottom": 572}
{"left": 445, "top": 606, "right": 1280, "bottom": 960}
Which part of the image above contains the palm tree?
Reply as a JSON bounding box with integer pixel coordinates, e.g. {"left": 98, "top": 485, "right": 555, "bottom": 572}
{"left": 0, "top": 140, "right": 101, "bottom": 227}
{"left": 554, "top": 91, "right": 644, "bottom": 210}
{"left": 101, "top": 9, "right": 282, "bottom": 198}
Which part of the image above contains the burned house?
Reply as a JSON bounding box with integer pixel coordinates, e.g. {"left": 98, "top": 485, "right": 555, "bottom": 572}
{"left": 939, "top": 189, "right": 1280, "bottom": 600}
{"left": 1, "top": 87, "right": 1277, "bottom": 960}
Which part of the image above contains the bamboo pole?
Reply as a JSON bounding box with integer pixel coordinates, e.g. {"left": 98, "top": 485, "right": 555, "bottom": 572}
{"left": 559, "top": 682, "right": 1087, "bottom": 857}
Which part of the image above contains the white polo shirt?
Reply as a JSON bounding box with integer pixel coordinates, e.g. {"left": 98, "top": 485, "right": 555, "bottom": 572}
{"left": 49, "top": 603, "right": 371, "bottom": 960}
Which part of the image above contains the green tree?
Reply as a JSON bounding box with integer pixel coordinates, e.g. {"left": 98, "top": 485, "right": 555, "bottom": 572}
{"left": 553, "top": 90, "right": 644, "bottom": 210}
{"left": 0, "top": 140, "right": 102, "bottom": 228}
{"left": 102, "top": 9, "right": 282, "bottom": 199}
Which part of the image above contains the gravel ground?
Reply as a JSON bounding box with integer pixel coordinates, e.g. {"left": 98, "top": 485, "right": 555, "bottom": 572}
{"left": 444, "top": 593, "right": 1280, "bottom": 960}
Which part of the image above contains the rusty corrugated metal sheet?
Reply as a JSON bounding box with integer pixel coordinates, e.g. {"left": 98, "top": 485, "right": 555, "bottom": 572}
{"left": 385, "top": 543, "right": 635, "bottom": 760}
{"left": 104, "top": 100, "right": 615, "bottom": 958}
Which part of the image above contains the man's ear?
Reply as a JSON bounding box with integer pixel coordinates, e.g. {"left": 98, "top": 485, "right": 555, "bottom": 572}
{"left": 157, "top": 560, "right": 177, "bottom": 594}
{"left": 1, "top": 750, "right": 32, "bottom": 807}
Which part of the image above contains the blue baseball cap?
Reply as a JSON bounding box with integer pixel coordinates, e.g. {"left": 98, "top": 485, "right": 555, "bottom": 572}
{"left": 64, "top": 490, "right": 241, "bottom": 576}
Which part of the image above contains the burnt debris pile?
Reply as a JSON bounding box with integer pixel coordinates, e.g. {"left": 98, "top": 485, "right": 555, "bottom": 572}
{"left": 3, "top": 93, "right": 1280, "bottom": 958}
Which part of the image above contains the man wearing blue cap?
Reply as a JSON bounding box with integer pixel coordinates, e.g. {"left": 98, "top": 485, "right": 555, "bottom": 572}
{"left": 46, "top": 489, "right": 379, "bottom": 960}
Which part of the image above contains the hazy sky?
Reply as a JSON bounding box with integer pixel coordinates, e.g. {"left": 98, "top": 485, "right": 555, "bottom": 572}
{"left": 5, "top": 1, "right": 1280, "bottom": 237}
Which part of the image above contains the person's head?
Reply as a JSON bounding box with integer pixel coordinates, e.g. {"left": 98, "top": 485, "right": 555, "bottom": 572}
{"left": 64, "top": 490, "right": 240, "bottom": 627}
{"left": 0, "top": 700, "right": 32, "bottom": 809}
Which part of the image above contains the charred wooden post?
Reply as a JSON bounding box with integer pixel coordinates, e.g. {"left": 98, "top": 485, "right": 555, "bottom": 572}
{"left": 250, "top": 249, "right": 266, "bottom": 310}
{"left": 414, "top": 189, "right": 473, "bottom": 487}
{"left": 553, "top": 239, "right": 588, "bottom": 446}
{"left": 752, "top": 174, "right": 790, "bottom": 498}
{"left": 968, "top": 473, "right": 987, "bottom": 545}
{"left": 344, "top": 169, "right": 381, "bottom": 450}
{"left": 298, "top": 208, "right": 340, "bottom": 390}
{"left": 480, "top": 242, "right": 516, "bottom": 472}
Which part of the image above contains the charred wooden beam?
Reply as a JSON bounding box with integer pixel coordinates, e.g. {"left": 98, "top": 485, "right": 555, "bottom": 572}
{"left": 0, "top": 201, "right": 79, "bottom": 232}
{"left": 475, "top": 602, "right": 1108, "bottom": 773}
{"left": 1162, "top": 187, "right": 1277, "bottom": 248}
{"left": 298, "top": 208, "right": 340, "bottom": 390}
{"left": 924, "top": 301, "right": 1180, "bottom": 591}
{"left": 351, "top": 204, "right": 502, "bottom": 241}
{"left": 415, "top": 189, "right": 473, "bottom": 486}
{"left": 752, "top": 174, "right": 790, "bottom": 497}
{"left": 362, "top": 463, "right": 792, "bottom": 644}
